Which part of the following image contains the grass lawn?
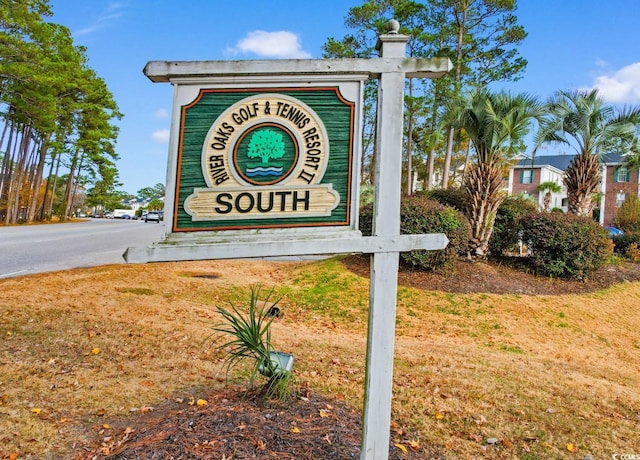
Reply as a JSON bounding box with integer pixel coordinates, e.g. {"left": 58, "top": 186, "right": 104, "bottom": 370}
{"left": 0, "top": 256, "right": 639, "bottom": 458}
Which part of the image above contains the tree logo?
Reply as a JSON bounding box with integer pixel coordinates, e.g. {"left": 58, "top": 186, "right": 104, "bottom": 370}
{"left": 234, "top": 123, "right": 298, "bottom": 185}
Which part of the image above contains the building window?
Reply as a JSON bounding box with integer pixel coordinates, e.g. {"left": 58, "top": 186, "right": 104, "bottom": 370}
{"left": 615, "top": 167, "right": 630, "bottom": 183}
{"left": 616, "top": 191, "right": 626, "bottom": 207}
{"left": 520, "top": 169, "right": 533, "bottom": 184}
{"left": 561, "top": 198, "right": 568, "bottom": 208}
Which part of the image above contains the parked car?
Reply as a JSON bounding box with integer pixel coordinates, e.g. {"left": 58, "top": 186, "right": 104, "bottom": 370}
{"left": 144, "top": 211, "right": 161, "bottom": 223}
{"left": 605, "top": 226, "right": 624, "bottom": 238}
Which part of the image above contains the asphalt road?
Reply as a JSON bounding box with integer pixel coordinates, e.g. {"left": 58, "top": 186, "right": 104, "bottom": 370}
{"left": 0, "top": 218, "right": 166, "bottom": 279}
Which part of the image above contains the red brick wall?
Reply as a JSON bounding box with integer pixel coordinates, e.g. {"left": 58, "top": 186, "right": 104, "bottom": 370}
{"left": 511, "top": 168, "right": 540, "bottom": 199}
{"left": 603, "top": 166, "right": 639, "bottom": 226}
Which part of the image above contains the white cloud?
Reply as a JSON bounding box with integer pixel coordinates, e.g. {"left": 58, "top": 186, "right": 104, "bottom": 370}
{"left": 225, "top": 30, "right": 311, "bottom": 59}
{"left": 588, "top": 62, "right": 640, "bottom": 104}
{"left": 74, "top": 3, "right": 126, "bottom": 37}
{"left": 151, "top": 129, "right": 170, "bottom": 144}
{"left": 153, "top": 108, "right": 169, "bottom": 120}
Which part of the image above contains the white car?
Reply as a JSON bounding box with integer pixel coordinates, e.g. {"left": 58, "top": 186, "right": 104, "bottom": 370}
{"left": 144, "top": 211, "right": 161, "bottom": 223}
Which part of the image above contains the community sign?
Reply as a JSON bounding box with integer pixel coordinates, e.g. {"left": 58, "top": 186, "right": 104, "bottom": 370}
{"left": 172, "top": 86, "right": 358, "bottom": 233}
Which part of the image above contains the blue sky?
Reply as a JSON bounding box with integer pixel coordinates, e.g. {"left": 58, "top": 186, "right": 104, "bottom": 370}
{"left": 50, "top": 0, "right": 640, "bottom": 194}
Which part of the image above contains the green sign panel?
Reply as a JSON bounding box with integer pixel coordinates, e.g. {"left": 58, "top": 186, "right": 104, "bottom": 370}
{"left": 173, "top": 87, "right": 355, "bottom": 232}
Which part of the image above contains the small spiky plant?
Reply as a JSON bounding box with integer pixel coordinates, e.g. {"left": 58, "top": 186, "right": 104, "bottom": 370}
{"left": 211, "top": 285, "right": 292, "bottom": 399}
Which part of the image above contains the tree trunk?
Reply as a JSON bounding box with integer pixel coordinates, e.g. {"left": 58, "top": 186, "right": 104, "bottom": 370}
{"left": 564, "top": 152, "right": 601, "bottom": 217}
{"left": 464, "top": 162, "right": 506, "bottom": 258}
{"left": 405, "top": 79, "right": 414, "bottom": 196}
{"left": 27, "top": 134, "right": 50, "bottom": 223}
{"left": 441, "top": 127, "right": 454, "bottom": 189}
{"left": 3, "top": 123, "right": 17, "bottom": 225}
{"left": 426, "top": 147, "right": 435, "bottom": 190}
{"left": 61, "top": 149, "right": 79, "bottom": 221}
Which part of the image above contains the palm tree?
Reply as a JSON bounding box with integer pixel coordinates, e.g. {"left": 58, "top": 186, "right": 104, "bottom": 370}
{"left": 447, "top": 89, "right": 544, "bottom": 258}
{"left": 536, "top": 181, "right": 562, "bottom": 211}
{"left": 536, "top": 89, "right": 640, "bottom": 216}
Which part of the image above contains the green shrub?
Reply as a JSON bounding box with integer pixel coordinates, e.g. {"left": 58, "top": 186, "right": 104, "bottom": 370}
{"left": 399, "top": 196, "right": 470, "bottom": 270}
{"left": 359, "top": 183, "right": 375, "bottom": 208}
{"left": 359, "top": 196, "right": 471, "bottom": 270}
{"left": 489, "top": 195, "right": 538, "bottom": 256}
{"left": 421, "top": 188, "right": 469, "bottom": 213}
{"left": 359, "top": 202, "right": 374, "bottom": 237}
{"left": 521, "top": 212, "right": 611, "bottom": 280}
{"left": 612, "top": 232, "right": 640, "bottom": 256}
{"left": 612, "top": 193, "right": 640, "bottom": 233}
{"left": 626, "top": 243, "right": 640, "bottom": 263}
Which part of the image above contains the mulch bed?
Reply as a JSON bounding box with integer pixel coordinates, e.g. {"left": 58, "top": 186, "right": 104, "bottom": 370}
{"left": 343, "top": 254, "right": 640, "bottom": 295}
{"left": 81, "top": 386, "right": 439, "bottom": 459}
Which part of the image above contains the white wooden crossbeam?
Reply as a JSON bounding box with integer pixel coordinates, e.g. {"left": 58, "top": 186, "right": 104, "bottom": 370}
{"left": 143, "top": 57, "right": 452, "bottom": 82}
{"left": 123, "top": 233, "right": 448, "bottom": 263}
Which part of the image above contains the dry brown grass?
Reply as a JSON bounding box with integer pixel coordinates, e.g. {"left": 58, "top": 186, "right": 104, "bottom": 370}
{"left": 0, "top": 257, "right": 639, "bottom": 459}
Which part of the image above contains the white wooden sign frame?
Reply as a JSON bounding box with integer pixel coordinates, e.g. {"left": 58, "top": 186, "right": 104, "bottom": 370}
{"left": 127, "top": 25, "right": 451, "bottom": 460}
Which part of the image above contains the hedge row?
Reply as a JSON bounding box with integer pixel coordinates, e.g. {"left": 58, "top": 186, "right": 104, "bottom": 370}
{"left": 360, "top": 190, "right": 614, "bottom": 279}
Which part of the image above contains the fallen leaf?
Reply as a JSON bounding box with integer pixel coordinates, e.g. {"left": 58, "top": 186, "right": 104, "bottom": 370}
{"left": 140, "top": 406, "right": 154, "bottom": 414}
{"left": 124, "top": 426, "right": 135, "bottom": 434}
{"left": 238, "top": 422, "right": 246, "bottom": 430}
{"left": 319, "top": 409, "right": 329, "bottom": 418}
{"left": 91, "top": 348, "right": 100, "bottom": 355}
{"left": 30, "top": 408, "right": 43, "bottom": 414}
{"left": 324, "top": 433, "right": 332, "bottom": 444}
{"left": 394, "top": 443, "right": 408, "bottom": 453}
{"left": 503, "top": 437, "right": 512, "bottom": 448}
{"left": 188, "top": 396, "right": 195, "bottom": 406}
{"left": 435, "top": 412, "right": 444, "bottom": 420}
{"left": 96, "top": 408, "right": 106, "bottom": 416}
{"left": 257, "top": 439, "right": 266, "bottom": 450}
{"left": 196, "top": 399, "right": 208, "bottom": 407}
{"left": 409, "top": 440, "right": 421, "bottom": 450}
{"left": 9, "top": 453, "right": 18, "bottom": 460}
{"left": 141, "top": 380, "right": 154, "bottom": 387}
{"left": 566, "top": 443, "right": 577, "bottom": 453}
{"left": 291, "top": 426, "right": 300, "bottom": 434}
{"left": 102, "top": 424, "right": 111, "bottom": 429}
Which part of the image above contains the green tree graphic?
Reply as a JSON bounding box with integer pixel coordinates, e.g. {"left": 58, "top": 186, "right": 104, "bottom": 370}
{"left": 247, "top": 129, "right": 285, "bottom": 165}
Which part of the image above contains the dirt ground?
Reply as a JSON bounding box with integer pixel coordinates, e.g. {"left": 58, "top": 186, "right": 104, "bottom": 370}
{"left": 72, "top": 255, "right": 640, "bottom": 459}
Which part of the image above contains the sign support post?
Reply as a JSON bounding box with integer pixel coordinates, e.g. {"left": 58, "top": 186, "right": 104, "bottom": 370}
{"left": 361, "top": 26, "right": 409, "bottom": 459}
{"left": 130, "top": 21, "right": 451, "bottom": 460}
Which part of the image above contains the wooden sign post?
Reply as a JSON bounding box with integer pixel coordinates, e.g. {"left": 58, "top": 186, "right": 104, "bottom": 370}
{"left": 127, "top": 21, "right": 450, "bottom": 460}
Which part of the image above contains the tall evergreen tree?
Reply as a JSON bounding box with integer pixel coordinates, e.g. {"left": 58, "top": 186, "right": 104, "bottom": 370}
{"left": 323, "top": 0, "right": 527, "bottom": 191}
{"left": 0, "top": 0, "right": 121, "bottom": 223}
